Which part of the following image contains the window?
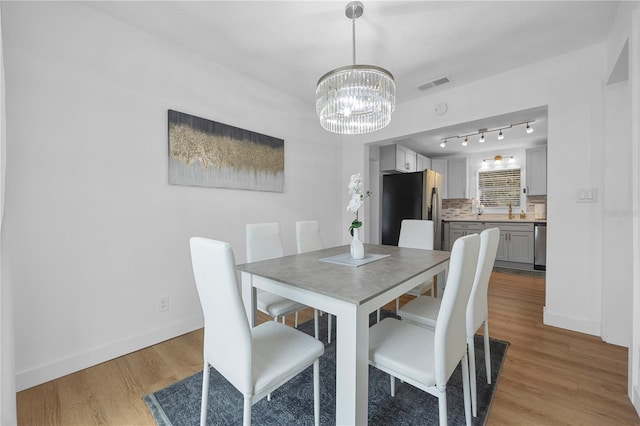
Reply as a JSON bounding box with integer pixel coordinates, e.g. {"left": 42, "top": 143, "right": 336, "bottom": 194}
{"left": 478, "top": 168, "right": 521, "bottom": 208}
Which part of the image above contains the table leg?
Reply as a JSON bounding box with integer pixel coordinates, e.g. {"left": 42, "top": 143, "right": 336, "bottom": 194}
{"left": 240, "top": 272, "right": 257, "bottom": 327}
{"left": 436, "top": 262, "right": 449, "bottom": 298}
{"left": 335, "top": 305, "right": 370, "bottom": 425}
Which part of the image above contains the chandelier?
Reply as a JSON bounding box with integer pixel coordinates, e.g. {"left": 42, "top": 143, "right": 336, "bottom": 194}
{"left": 316, "top": 2, "right": 396, "bottom": 135}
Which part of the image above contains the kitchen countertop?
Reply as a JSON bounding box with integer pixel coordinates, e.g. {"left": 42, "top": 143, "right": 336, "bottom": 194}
{"left": 445, "top": 218, "right": 546, "bottom": 223}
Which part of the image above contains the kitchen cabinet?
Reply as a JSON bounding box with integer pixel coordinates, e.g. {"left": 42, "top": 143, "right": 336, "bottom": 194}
{"left": 416, "top": 153, "right": 431, "bottom": 171}
{"left": 448, "top": 222, "right": 484, "bottom": 250}
{"left": 430, "top": 158, "right": 469, "bottom": 200}
{"left": 380, "top": 144, "right": 417, "bottom": 173}
{"left": 447, "top": 221, "right": 535, "bottom": 266}
{"left": 494, "top": 223, "right": 535, "bottom": 263}
{"left": 447, "top": 158, "right": 469, "bottom": 199}
{"left": 526, "top": 146, "right": 547, "bottom": 195}
{"left": 431, "top": 159, "right": 448, "bottom": 198}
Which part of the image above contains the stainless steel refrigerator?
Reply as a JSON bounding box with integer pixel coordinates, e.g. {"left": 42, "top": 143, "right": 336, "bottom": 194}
{"left": 381, "top": 170, "right": 443, "bottom": 249}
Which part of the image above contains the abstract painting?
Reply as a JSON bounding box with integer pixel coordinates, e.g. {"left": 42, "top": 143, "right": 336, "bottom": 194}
{"left": 168, "top": 110, "right": 284, "bottom": 192}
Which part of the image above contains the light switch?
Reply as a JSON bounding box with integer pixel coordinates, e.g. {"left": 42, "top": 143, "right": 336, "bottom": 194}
{"left": 576, "top": 188, "right": 598, "bottom": 203}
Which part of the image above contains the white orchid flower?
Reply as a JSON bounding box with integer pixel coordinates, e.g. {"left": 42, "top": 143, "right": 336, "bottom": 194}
{"left": 347, "top": 173, "right": 362, "bottom": 195}
{"left": 346, "top": 173, "right": 371, "bottom": 235}
{"left": 346, "top": 196, "right": 363, "bottom": 214}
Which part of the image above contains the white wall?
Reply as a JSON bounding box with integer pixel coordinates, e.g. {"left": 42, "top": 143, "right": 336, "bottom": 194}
{"left": 346, "top": 43, "right": 610, "bottom": 337}
{"left": 1, "top": 2, "right": 343, "bottom": 390}
{"left": 0, "top": 4, "right": 16, "bottom": 424}
{"left": 600, "top": 4, "right": 639, "bottom": 408}
{"left": 602, "top": 1, "right": 634, "bottom": 348}
{"left": 602, "top": 79, "right": 632, "bottom": 346}
{"left": 632, "top": 7, "right": 640, "bottom": 414}
{"left": 615, "top": 1, "right": 640, "bottom": 414}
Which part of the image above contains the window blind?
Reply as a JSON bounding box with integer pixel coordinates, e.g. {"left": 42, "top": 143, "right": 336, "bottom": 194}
{"left": 478, "top": 168, "right": 521, "bottom": 208}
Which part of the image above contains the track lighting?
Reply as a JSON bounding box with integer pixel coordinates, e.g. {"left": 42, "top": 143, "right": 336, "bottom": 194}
{"left": 438, "top": 120, "right": 536, "bottom": 148}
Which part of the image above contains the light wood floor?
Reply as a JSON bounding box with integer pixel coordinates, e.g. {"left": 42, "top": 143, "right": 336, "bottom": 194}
{"left": 17, "top": 271, "right": 640, "bottom": 425}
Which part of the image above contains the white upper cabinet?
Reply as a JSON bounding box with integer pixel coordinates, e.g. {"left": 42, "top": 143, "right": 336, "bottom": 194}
{"left": 446, "top": 158, "right": 469, "bottom": 199}
{"left": 431, "top": 159, "right": 448, "bottom": 198}
{"left": 526, "top": 146, "right": 547, "bottom": 196}
{"left": 380, "top": 144, "right": 417, "bottom": 173}
{"left": 416, "top": 153, "right": 431, "bottom": 171}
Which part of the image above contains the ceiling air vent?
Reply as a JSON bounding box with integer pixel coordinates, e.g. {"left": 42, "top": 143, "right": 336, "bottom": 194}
{"left": 418, "top": 75, "right": 451, "bottom": 91}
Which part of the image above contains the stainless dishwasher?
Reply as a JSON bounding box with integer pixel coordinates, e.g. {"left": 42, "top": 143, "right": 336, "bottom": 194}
{"left": 534, "top": 222, "right": 547, "bottom": 271}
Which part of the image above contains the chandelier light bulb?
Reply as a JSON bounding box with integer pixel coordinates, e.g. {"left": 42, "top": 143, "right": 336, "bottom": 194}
{"left": 498, "top": 129, "right": 504, "bottom": 140}
{"left": 526, "top": 122, "right": 533, "bottom": 134}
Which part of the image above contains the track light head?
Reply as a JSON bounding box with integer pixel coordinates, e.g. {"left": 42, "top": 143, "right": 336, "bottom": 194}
{"left": 498, "top": 129, "right": 504, "bottom": 140}
{"left": 462, "top": 136, "right": 468, "bottom": 146}
{"left": 526, "top": 122, "right": 533, "bottom": 134}
{"left": 479, "top": 133, "right": 485, "bottom": 143}
{"left": 440, "top": 139, "right": 447, "bottom": 148}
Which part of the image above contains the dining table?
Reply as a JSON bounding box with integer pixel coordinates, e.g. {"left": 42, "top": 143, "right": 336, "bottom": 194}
{"left": 236, "top": 243, "right": 450, "bottom": 425}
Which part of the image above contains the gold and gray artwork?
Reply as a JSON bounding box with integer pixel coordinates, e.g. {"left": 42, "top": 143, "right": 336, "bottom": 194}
{"left": 168, "top": 110, "right": 284, "bottom": 192}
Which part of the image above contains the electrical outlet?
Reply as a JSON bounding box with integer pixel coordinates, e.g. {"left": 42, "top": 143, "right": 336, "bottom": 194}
{"left": 158, "top": 296, "right": 169, "bottom": 312}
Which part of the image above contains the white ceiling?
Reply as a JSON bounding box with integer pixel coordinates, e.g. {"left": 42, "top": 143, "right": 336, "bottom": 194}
{"left": 83, "top": 1, "right": 619, "bottom": 156}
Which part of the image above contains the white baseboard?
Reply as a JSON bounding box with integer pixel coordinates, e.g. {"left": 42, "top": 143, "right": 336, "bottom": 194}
{"left": 16, "top": 315, "right": 203, "bottom": 392}
{"left": 633, "top": 385, "right": 640, "bottom": 417}
{"left": 543, "top": 306, "right": 601, "bottom": 336}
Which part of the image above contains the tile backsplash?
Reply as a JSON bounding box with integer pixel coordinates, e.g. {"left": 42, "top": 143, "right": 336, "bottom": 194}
{"left": 442, "top": 196, "right": 547, "bottom": 220}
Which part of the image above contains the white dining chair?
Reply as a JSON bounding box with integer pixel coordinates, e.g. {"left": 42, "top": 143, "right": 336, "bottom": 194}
{"left": 190, "top": 237, "right": 324, "bottom": 426}
{"left": 398, "top": 227, "right": 500, "bottom": 417}
{"left": 377, "top": 219, "right": 435, "bottom": 322}
{"left": 247, "top": 222, "right": 318, "bottom": 338}
{"left": 295, "top": 220, "right": 323, "bottom": 253}
{"left": 369, "top": 233, "right": 480, "bottom": 426}
{"left": 295, "top": 220, "right": 333, "bottom": 343}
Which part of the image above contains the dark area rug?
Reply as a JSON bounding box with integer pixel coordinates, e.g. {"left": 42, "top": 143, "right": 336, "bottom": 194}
{"left": 144, "top": 309, "right": 509, "bottom": 425}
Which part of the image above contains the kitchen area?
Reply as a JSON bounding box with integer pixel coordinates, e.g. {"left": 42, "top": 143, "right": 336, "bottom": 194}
{"left": 370, "top": 107, "right": 548, "bottom": 273}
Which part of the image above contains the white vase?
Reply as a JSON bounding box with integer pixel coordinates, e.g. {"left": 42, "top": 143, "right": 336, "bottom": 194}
{"left": 350, "top": 227, "right": 365, "bottom": 260}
